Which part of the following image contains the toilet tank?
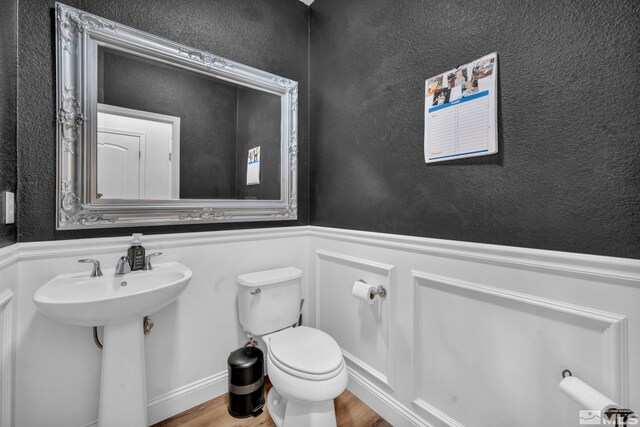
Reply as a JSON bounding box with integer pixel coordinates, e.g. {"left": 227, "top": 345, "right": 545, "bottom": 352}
{"left": 237, "top": 267, "right": 302, "bottom": 336}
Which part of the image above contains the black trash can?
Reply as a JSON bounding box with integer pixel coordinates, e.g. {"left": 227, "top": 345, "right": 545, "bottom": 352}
{"left": 227, "top": 346, "right": 265, "bottom": 418}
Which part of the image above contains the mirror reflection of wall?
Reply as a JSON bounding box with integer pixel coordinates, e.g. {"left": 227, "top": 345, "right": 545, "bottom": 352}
{"left": 236, "top": 88, "right": 281, "bottom": 199}
{"left": 96, "top": 46, "right": 281, "bottom": 201}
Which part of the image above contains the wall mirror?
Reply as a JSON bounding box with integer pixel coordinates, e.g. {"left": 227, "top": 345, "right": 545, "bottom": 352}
{"left": 55, "top": 3, "right": 298, "bottom": 229}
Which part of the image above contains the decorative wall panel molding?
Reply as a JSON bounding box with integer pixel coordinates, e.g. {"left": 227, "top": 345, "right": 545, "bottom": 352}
{"left": 309, "top": 227, "right": 640, "bottom": 286}
{"left": 7, "top": 227, "right": 309, "bottom": 427}
{"left": 0, "top": 290, "right": 13, "bottom": 427}
{"left": 316, "top": 249, "right": 395, "bottom": 389}
{"left": 2, "top": 226, "right": 637, "bottom": 283}
{"left": 0, "top": 227, "right": 308, "bottom": 271}
{"left": 1, "top": 226, "right": 638, "bottom": 426}
{"left": 412, "top": 271, "right": 628, "bottom": 427}
{"left": 0, "top": 245, "right": 20, "bottom": 271}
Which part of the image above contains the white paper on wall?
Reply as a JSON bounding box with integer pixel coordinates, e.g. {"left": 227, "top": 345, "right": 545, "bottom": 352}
{"left": 247, "top": 146, "right": 261, "bottom": 185}
{"left": 424, "top": 52, "right": 498, "bottom": 163}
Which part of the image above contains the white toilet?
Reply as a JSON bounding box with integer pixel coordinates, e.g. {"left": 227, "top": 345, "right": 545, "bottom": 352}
{"left": 237, "top": 267, "right": 348, "bottom": 427}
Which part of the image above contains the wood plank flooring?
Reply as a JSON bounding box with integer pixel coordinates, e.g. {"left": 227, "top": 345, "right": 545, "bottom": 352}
{"left": 152, "top": 377, "right": 391, "bottom": 427}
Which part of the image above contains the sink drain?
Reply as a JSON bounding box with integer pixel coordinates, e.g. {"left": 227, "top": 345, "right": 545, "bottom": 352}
{"left": 120, "top": 281, "right": 128, "bottom": 287}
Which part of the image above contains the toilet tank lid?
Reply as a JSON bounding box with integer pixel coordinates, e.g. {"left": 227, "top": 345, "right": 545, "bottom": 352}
{"left": 237, "top": 267, "right": 302, "bottom": 288}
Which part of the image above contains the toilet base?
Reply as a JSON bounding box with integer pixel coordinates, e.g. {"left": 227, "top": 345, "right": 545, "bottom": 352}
{"left": 267, "top": 387, "right": 337, "bottom": 427}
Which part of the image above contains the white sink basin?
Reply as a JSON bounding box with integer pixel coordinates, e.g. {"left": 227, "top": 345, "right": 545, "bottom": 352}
{"left": 34, "top": 262, "right": 192, "bottom": 326}
{"left": 33, "top": 260, "right": 192, "bottom": 427}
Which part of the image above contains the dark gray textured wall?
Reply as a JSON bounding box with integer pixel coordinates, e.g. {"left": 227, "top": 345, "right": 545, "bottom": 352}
{"left": 99, "top": 48, "right": 239, "bottom": 199}
{"left": 0, "top": 0, "right": 17, "bottom": 247}
{"left": 235, "top": 88, "right": 282, "bottom": 200}
{"left": 309, "top": 0, "right": 640, "bottom": 258}
{"left": 17, "top": 0, "right": 309, "bottom": 242}
{"left": 12, "top": 0, "right": 640, "bottom": 257}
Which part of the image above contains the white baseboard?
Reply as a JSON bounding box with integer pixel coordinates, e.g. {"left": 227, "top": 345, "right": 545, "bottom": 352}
{"left": 147, "top": 370, "right": 228, "bottom": 425}
{"left": 80, "top": 370, "right": 228, "bottom": 427}
{"left": 346, "top": 367, "right": 432, "bottom": 427}
{"left": 85, "top": 366, "right": 428, "bottom": 427}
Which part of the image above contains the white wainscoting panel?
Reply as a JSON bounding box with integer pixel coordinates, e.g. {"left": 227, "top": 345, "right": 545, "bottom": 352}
{"left": 316, "top": 250, "right": 395, "bottom": 389}
{"left": 2, "top": 226, "right": 639, "bottom": 427}
{"left": 0, "top": 290, "right": 14, "bottom": 427}
{"left": 412, "top": 271, "right": 627, "bottom": 427}
{"left": 5, "top": 227, "right": 308, "bottom": 427}
{"left": 309, "top": 227, "right": 640, "bottom": 427}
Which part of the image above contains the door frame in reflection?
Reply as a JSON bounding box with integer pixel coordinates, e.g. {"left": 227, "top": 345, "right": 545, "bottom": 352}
{"left": 96, "top": 104, "right": 181, "bottom": 201}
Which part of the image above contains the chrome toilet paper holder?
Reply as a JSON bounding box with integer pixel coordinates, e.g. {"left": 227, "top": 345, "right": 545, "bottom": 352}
{"left": 358, "top": 279, "right": 387, "bottom": 298}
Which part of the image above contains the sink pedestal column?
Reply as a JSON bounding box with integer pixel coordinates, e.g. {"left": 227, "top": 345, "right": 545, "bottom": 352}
{"left": 98, "top": 319, "right": 147, "bottom": 427}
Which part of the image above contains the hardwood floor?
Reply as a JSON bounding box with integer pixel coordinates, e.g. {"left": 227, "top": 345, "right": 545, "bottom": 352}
{"left": 152, "top": 377, "right": 391, "bottom": 427}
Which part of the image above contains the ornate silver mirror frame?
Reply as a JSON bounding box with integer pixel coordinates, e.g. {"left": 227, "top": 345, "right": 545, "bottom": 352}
{"left": 55, "top": 3, "right": 298, "bottom": 230}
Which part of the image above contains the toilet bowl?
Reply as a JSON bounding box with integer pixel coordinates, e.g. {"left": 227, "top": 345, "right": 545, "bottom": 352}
{"left": 264, "top": 326, "right": 348, "bottom": 427}
{"left": 237, "top": 267, "right": 347, "bottom": 427}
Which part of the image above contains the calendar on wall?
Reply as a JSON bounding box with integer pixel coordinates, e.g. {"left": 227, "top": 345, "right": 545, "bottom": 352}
{"left": 424, "top": 52, "right": 498, "bottom": 163}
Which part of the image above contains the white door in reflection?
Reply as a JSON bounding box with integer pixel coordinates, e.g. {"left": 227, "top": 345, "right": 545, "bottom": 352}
{"left": 97, "top": 130, "right": 144, "bottom": 199}
{"left": 97, "top": 104, "right": 181, "bottom": 200}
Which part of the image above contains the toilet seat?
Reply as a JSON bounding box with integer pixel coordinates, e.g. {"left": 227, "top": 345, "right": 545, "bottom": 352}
{"left": 267, "top": 326, "right": 344, "bottom": 381}
{"left": 269, "top": 349, "right": 345, "bottom": 381}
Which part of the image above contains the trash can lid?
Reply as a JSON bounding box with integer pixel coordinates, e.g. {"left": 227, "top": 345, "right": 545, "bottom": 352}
{"left": 228, "top": 346, "right": 263, "bottom": 368}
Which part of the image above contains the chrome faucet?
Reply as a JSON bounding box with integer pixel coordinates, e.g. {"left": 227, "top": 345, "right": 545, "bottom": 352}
{"left": 78, "top": 259, "right": 103, "bottom": 278}
{"left": 144, "top": 252, "right": 163, "bottom": 271}
{"left": 115, "top": 256, "right": 132, "bottom": 275}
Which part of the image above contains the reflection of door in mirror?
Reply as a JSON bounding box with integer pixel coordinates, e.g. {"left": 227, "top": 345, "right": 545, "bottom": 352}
{"left": 97, "top": 129, "right": 144, "bottom": 199}
{"left": 97, "top": 104, "right": 180, "bottom": 200}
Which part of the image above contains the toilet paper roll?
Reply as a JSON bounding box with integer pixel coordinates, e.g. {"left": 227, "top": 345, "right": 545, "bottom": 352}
{"left": 559, "top": 376, "right": 619, "bottom": 413}
{"left": 352, "top": 280, "right": 377, "bottom": 304}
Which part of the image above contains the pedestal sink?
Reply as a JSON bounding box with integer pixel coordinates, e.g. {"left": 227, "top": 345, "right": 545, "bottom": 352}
{"left": 33, "top": 262, "right": 192, "bottom": 427}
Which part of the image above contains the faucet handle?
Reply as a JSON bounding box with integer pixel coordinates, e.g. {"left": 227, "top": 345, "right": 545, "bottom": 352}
{"left": 78, "top": 259, "right": 103, "bottom": 278}
{"left": 144, "top": 252, "right": 163, "bottom": 271}
{"left": 115, "top": 256, "right": 131, "bottom": 274}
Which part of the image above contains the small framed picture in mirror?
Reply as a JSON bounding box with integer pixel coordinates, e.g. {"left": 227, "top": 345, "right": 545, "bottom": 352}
{"left": 247, "top": 147, "right": 261, "bottom": 185}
